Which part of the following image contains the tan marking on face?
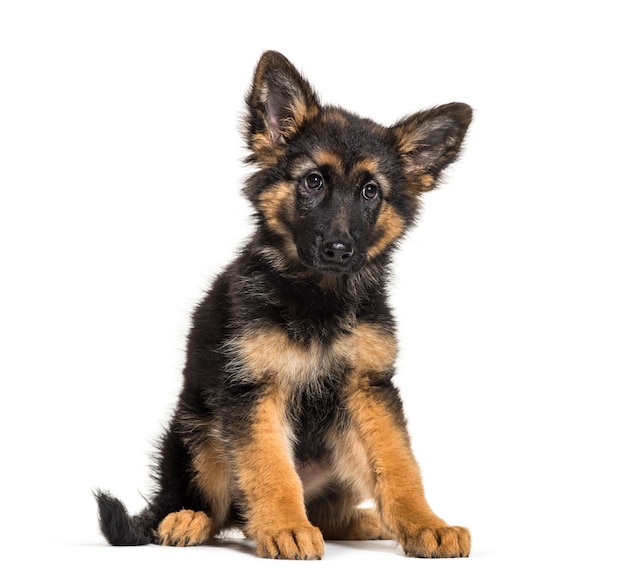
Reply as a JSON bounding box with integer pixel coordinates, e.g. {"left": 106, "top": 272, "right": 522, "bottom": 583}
{"left": 289, "top": 156, "right": 317, "bottom": 180}
{"left": 352, "top": 159, "right": 392, "bottom": 200}
{"left": 257, "top": 182, "right": 299, "bottom": 259}
{"left": 368, "top": 201, "right": 406, "bottom": 259}
{"left": 313, "top": 148, "right": 344, "bottom": 173}
{"left": 352, "top": 157, "right": 381, "bottom": 177}
{"left": 258, "top": 181, "right": 292, "bottom": 229}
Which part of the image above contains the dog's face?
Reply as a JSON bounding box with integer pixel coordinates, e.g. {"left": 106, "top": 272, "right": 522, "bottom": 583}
{"left": 243, "top": 52, "right": 472, "bottom": 275}
{"left": 272, "top": 111, "right": 403, "bottom": 275}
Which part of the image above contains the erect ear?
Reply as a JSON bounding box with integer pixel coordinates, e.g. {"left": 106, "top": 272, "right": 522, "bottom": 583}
{"left": 245, "top": 51, "right": 320, "bottom": 166}
{"left": 391, "top": 102, "right": 472, "bottom": 191}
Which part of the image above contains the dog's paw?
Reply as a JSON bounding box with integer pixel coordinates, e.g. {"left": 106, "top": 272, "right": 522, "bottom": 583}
{"left": 320, "top": 507, "right": 394, "bottom": 540}
{"left": 156, "top": 510, "right": 212, "bottom": 546}
{"left": 345, "top": 508, "right": 394, "bottom": 540}
{"left": 400, "top": 525, "right": 470, "bottom": 558}
{"left": 255, "top": 525, "right": 325, "bottom": 560}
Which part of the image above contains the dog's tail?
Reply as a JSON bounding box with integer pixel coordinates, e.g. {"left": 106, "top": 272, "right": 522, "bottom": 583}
{"left": 94, "top": 490, "right": 159, "bottom": 545}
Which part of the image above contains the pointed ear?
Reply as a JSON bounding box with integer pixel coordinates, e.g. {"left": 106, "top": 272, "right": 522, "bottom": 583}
{"left": 391, "top": 102, "right": 472, "bottom": 191}
{"left": 245, "top": 51, "right": 320, "bottom": 165}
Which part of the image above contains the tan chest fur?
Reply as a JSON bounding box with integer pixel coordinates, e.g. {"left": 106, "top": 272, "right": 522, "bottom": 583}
{"left": 227, "top": 322, "right": 397, "bottom": 390}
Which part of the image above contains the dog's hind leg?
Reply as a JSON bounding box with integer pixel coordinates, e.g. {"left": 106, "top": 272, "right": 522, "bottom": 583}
{"left": 317, "top": 507, "right": 393, "bottom": 541}
{"left": 307, "top": 487, "right": 393, "bottom": 541}
{"left": 156, "top": 509, "right": 213, "bottom": 546}
{"left": 156, "top": 433, "right": 233, "bottom": 546}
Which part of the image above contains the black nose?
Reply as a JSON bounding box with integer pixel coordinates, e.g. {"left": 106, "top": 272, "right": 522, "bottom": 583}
{"left": 322, "top": 237, "right": 355, "bottom": 263}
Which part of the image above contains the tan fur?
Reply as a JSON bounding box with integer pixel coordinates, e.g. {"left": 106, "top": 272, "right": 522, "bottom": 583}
{"left": 344, "top": 374, "right": 470, "bottom": 557}
{"left": 342, "top": 322, "right": 398, "bottom": 372}
{"left": 250, "top": 132, "right": 285, "bottom": 168}
{"left": 419, "top": 173, "right": 435, "bottom": 190}
{"left": 351, "top": 157, "right": 381, "bottom": 177}
{"left": 312, "top": 148, "right": 345, "bottom": 173}
{"left": 157, "top": 510, "right": 213, "bottom": 546}
{"left": 353, "top": 158, "right": 393, "bottom": 196}
{"left": 234, "top": 388, "right": 325, "bottom": 559}
{"left": 368, "top": 201, "right": 407, "bottom": 259}
{"left": 191, "top": 435, "right": 232, "bottom": 532}
{"left": 257, "top": 181, "right": 297, "bottom": 256}
{"left": 320, "top": 508, "right": 393, "bottom": 540}
{"left": 231, "top": 322, "right": 396, "bottom": 388}
{"left": 284, "top": 96, "right": 320, "bottom": 138}
{"left": 248, "top": 54, "right": 320, "bottom": 169}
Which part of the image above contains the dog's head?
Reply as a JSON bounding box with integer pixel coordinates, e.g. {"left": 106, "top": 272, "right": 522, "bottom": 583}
{"left": 243, "top": 51, "right": 472, "bottom": 275}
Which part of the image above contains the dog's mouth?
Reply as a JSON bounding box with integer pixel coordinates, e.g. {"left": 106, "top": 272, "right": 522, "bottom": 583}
{"left": 297, "top": 244, "right": 366, "bottom": 275}
{"left": 312, "top": 261, "right": 363, "bottom": 275}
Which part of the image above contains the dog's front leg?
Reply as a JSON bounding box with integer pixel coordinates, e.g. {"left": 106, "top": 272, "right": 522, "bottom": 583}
{"left": 233, "top": 385, "right": 324, "bottom": 560}
{"left": 346, "top": 376, "right": 470, "bottom": 558}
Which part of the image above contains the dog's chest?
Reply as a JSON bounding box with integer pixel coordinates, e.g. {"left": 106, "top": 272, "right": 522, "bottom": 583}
{"left": 229, "top": 321, "right": 397, "bottom": 391}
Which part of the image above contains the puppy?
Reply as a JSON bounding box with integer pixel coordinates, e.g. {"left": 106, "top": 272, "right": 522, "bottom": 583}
{"left": 96, "top": 50, "right": 472, "bottom": 559}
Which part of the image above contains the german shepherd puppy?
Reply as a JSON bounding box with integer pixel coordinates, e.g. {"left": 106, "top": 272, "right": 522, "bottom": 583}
{"left": 95, "top": 51, "right": 472, "bottom": 560}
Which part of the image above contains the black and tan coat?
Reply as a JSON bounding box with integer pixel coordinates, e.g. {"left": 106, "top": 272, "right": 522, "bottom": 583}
{"left": 96, "top": 51, "right": 472, "bottom": 560}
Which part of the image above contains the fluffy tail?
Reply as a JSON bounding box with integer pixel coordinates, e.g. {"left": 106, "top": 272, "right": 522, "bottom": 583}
{"left": 94, "top": 490, "right": 157, "bottom": 545}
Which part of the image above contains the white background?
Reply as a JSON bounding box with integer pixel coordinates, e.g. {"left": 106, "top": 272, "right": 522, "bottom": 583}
{"left": 1, "top": 1, "right": 624, "bottom": 585}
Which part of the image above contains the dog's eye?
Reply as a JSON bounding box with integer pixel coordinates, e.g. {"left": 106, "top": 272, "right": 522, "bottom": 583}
{"left": 304, "top": 172, "right": 324, "bottom": 191}
{"left": 361, "top": 182, "right": 379, "bottom": 200}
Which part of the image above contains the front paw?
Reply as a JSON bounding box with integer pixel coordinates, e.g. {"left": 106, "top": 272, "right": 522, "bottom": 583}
{"left": 401, "top": 525, "right": 470, "bottom": 558}
{"left": 255, "top": 525, "right": 325, "bottom": 560}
